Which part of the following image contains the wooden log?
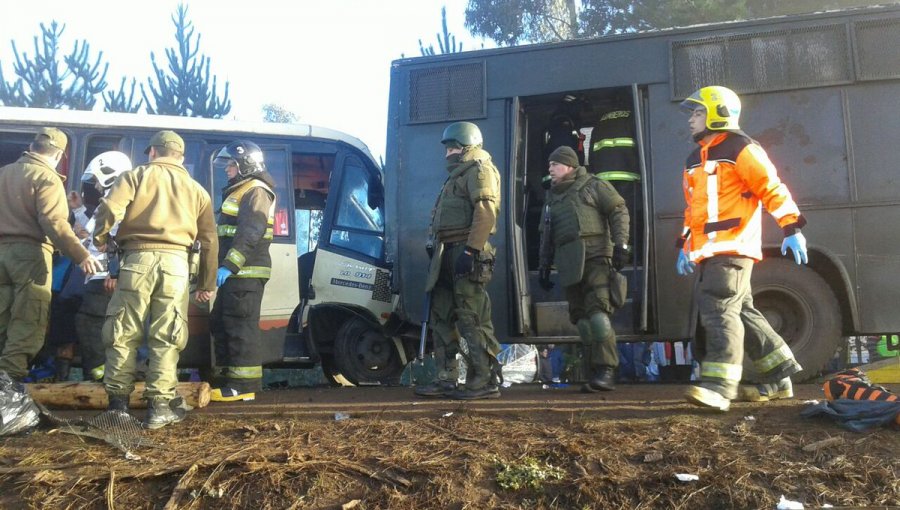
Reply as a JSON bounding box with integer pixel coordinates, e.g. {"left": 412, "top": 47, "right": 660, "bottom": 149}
{"left": 24, "top": 381, "right": 211, "bottom": 409}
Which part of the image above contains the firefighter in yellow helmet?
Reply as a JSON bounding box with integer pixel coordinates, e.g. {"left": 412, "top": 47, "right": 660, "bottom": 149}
{"left": 677, "top": 86, "right": 807, "bottom": 411}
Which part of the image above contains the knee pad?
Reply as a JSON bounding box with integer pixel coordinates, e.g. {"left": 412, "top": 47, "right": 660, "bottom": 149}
{"left": 588, "top": 312, "right": 613, "bottom": 342}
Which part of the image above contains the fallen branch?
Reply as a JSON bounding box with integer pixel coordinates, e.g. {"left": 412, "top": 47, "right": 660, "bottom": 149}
{"left": 163, "top": 463, "right": 198, "bottom": 510}
{"left": 0, "top": 462, "right": 95, "bottom": 475}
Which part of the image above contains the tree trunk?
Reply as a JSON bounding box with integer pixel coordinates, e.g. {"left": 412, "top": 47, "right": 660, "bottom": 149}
{"left": 24, "top": 381, "right": 211, "bottom": 409}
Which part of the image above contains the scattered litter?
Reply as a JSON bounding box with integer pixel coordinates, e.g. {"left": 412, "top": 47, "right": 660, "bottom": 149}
{"left": 442, "top": 412, "right": 454, "bottom": 418}
{"left": 802, "top": 436, "right": 843, "bottom": 452}
{"left": 125, "top": 451, "right": 141, "bottom": 461}
{"left": 342, "top": 499, "right": 362, "bottom": 509}
{"left": 743, "top": 415, "right": 756, "bottom": 421}
{"left": 675, "top": 473, "right": 698, "bottom": 482}
{"left": 803, "top": 399, "right": 820, "bottom": 405}
{"left": 642, "top": 451, "right": 664, "bottom": 463}
{"left": 0, "top": 371, "right": 40, "bottom": 436}
{"left": 334, "top": 412, "right": 350, "bottom": 421}
{"left": 776, "top": 495, "right": 804, "bottom": 509}
{"left": 501, "top": 381, "right": 513, "bottom": 388}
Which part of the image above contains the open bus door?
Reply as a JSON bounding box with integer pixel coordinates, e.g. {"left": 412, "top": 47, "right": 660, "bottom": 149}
{"left": 298, "top": 149, "right": 402, "bottom": 386}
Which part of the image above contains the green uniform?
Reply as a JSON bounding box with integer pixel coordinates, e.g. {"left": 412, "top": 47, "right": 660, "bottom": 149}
{"left": 425, "top": 146, "right": 501, "bottom": 390}
{"left": 0, "top": 152, "right": 90, "bottom": 380}
{"left": 539, "top": 166, "right": 629, "bottom": 370}
{"left": 93, "top": 157, "right": 217, "bottom": 402}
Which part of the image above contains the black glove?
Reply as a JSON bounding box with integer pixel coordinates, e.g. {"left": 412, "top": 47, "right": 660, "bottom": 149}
{"left": 454, "top": 247, "right": 477, "bottom": 278}
{"left": 426, "top": 241, "right": 434, "bottom": 259}
{"left": 538, "top": 266, "right": 554, "bottom": 290}
{"left": 612, "top": 244, "right": 630, "bottom": 271}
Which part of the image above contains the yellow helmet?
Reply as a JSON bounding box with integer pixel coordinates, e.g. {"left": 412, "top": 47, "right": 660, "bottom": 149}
{"left": 680, "top": 86, "right": 741, "bottom": 131}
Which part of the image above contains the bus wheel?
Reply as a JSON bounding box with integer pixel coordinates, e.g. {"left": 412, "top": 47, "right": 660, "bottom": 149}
{"left": 750, "top": 258, "right": 842, "bottom": 382}
{"left": 334, "top": 317, "right": 403, "bottom": 386}
{"left": 319, "top": 355, "right": 351, "bottom": 387}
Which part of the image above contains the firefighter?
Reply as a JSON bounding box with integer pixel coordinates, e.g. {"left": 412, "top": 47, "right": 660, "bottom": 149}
{"left": 415, "top": 121, "right": 503, "bottom": 400}
{"left": 93, "top": 130, "right": 218, "bottom": 429}
{"left": 677, "top": 85, "right": 807, "bottom": 412}
{"left": 0, "top": 128, "right": 102, "bottom": 382}
{"left": 209, "top": 140, "right": 276, "bottom": 402}
{"left": 75, "top": 151, "right": 133, "bottom": 382}
{"left": 538, "top": 146, "right": 630, "bottom": 392}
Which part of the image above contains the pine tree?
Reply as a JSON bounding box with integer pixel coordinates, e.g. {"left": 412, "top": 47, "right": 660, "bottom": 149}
{"left": 0, "top": 21, "right": 108, "bottom": 109}
{"left": 419, "top": 7, "right": 464, "bottom": 56}
{"left": 141, "top": 3, "right": 231, "bottom": 118}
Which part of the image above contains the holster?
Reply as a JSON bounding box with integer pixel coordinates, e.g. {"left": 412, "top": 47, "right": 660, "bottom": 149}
{"left": 188, "top": 240, "right": 201, "bottom": 284}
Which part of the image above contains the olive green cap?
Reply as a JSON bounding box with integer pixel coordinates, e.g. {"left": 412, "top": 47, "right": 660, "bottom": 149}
{"left": 144, "top": 130, "right": 185, "bottom": 154}
{"left": 34, "top": 127, "right": 67, "bottom": 152}
{"left": 548, "top": 146, "right": 580, "bottom": 168}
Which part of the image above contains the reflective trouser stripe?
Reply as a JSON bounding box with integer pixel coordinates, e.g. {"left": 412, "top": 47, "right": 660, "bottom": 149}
{"left": 90, "top": 364, "right": 105, "bottom": 381}
{"left": 700, "top": 361, "right": 743, "bottom": 382}
{"left": 596, "top": 171, "right": 641, "bottom": 182}
{"left": 225, "top": 366, "right": 263, "bottom": 379}
{"left": 753, "top": 344, "right": 794, "bottom": 374}
{"left": 233, "top": 266, "right": 271, "bottom": 278}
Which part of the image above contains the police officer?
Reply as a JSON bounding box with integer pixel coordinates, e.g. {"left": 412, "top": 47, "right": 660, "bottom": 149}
{"left": 677, "top": 86, "right": 806, "bottom": 411}
{"left": 415, "top": 121, "right": 503, "bottom": 400}
{"left": 209, "top": 140, "right": 276, "bottom": 402}
{"left": 75, "top": 151, "right": 133, "bottom": 382}
{"left": 0, "top": 128, "right": 102, "bottom": 382}
{"left": 93, "top": 130, "right": 218, "bottom": 429}
{"left": 538, "top": 146, "right": 629, "bottom": 392}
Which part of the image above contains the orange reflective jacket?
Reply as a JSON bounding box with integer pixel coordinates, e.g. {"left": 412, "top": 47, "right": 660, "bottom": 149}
{"left": 679, "top": 132, "right": 802, "bottom": 263}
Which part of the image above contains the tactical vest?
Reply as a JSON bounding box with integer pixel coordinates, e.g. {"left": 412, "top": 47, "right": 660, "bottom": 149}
{"left": 548, "top": 171, "right": 607, "bottom": 248}
{"left": 432, "top": 159, "right": 479, "bottom": 237}
{"left": 218, "top": 178, "right": 276, "bottom": 279}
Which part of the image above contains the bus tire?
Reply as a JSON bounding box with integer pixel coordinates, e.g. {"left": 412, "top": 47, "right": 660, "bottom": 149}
{"left": 320, "top": 355, "right": 350, "bottom": 387}
{"left": 334, "top": 317, "right": 403, "bottom": 386}
{"left": 750, "top": 258, "right": 842, "bottom": 382}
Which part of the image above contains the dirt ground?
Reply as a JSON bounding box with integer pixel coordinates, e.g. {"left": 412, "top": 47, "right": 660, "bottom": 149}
{"left": 1, "top": 383, "right": 898, "bottom": 509}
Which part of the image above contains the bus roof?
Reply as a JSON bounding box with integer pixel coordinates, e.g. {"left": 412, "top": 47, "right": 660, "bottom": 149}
{"left": 0, "top": 106, "right": 379, "bottom": 166}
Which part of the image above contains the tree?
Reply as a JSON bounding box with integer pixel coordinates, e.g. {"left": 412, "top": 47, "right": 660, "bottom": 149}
{"left": 0, "top": 21, "right": 108, "bottom": 109}
{"left": 465, "top": 0, "right": 897, "bottom": 45}
{"left": 104, "top": 78, "right": 144, "bottom": 113}
{"left": 141, "top": 3, "right": 231, "bottom": 118}
{"left": 419, "top": 7, "right": 465, "bottom": 56}
{"left": 262, "top": 103, "right": 299, "bottom": 123}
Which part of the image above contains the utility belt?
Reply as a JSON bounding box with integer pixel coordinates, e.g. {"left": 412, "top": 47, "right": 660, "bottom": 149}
{"left": 109, "top": 240, "right": 201, "bottom": 284}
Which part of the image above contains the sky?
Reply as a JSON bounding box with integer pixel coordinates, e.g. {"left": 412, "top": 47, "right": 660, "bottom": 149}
{"left": 0, "top": 0, "right": 493, "bottom": 161}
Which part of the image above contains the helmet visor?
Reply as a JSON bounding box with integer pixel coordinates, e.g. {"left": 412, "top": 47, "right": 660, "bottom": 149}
{"left": 213, "top": 156, "right": 238, "bottom": 175}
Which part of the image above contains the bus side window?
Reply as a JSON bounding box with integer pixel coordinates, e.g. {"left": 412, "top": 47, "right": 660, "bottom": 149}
{"left": 0, "top": 131, "right": 35, "bottom": 167}
{"left": 263, "top": 149, "right": 292, "bottom": 238}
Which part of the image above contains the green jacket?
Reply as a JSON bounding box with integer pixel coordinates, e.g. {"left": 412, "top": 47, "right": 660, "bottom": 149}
{"left": 217, "top": 172, "right": 277, "bottom": 279}
{"left": 539, "top": 166, "right": 629, "bottom": 268}
{"left": 430, "top": 146, "right": 501, "bottom": 251}
{"left": 0, "top": 152, "right": 90, "bottom": 262}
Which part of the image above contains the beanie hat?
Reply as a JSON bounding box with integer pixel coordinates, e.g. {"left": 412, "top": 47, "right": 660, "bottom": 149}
{"left": 548, "top": 146, "right": 580, "bottom": 168}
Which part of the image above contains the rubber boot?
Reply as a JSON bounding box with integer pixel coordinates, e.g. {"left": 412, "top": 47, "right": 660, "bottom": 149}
{"left": 414, "top": 380, "right": 457, "bottom": 397}
{"left": 107, "top": 394, "right": 130, "bottom": 413}
{"left": 588, "top": 366, "right": 616, "bottom": 391}
{"left": 144, "top": 397, "right": 186, "bottom": 430}
{"left": 736, "top": 377, "right": 793, "bottom": 402}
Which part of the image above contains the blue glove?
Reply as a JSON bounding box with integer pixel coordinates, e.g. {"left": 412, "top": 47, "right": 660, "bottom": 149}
{"left": 676, "top": 250, "right": 695, "bottom": 276}
{"left": 781, "top": 232, "right": 808, "bottom": 265}
{"left": 216, "top": 267, "right": 233, "bottom": 287}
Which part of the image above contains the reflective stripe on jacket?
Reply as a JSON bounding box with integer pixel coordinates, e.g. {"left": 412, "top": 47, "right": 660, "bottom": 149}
{"left": 681, "top": 132, "right": 801, "bottom": 263}
{"left": 217, "top": 175, "right": 276, "bottom": 278}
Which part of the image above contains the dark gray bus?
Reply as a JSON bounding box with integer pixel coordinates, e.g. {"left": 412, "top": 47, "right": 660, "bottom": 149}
{"left": 385, "top": 5, "right": 900, "bottom": 380}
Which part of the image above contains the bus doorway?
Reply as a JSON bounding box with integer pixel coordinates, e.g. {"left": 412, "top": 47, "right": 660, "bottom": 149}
{"left": 515, "top": 85, "right": 651, "bottom": 340}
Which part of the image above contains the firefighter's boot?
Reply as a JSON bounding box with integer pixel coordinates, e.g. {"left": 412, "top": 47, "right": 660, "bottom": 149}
{"left": 144, "top": 397, "right": 186, "bottom": 430}
{"left": 685, "top": 385, "right": 731, "bottom": 412}
{"left": 737, "top": 377, "right": 793, "bottom": 402}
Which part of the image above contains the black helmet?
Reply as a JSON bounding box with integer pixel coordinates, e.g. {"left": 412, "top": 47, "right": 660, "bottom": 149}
{"left": 441, "top": 122, "right": 483, "bottom": 147}
{"left": 215, "top": 140, "right": 266, "bottom": 178}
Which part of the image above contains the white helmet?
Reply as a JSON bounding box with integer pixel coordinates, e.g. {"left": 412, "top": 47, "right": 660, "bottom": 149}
{"left": 82, "top": 151, "right": 132, "bottom": 189}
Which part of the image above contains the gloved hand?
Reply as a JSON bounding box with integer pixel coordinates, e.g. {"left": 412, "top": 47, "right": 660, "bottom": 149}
{"left": 216, "top": 267, "right": 233, "bottom": 287}
{"left": 612, "top": 244, "right": 630, "bottom": 271}
{"left": 676, "top": 250, "right": 695, "bottom": 276}
{"left": 538, "top": 266, "right": 554, "bottom": 290}
{"left": 454, "top": 247, "right": 477, "bottom": 278}
{"left": 781, "top": 232, "right": 808, "bottom": 265}
{"left": 426, "top": 241, "right": 434, "bottom": 259}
